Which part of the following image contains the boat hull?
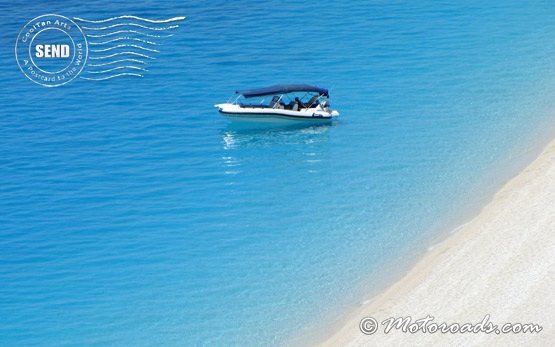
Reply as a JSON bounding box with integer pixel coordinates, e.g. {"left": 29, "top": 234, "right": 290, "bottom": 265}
{"left": 215, "top": 104, "right": 338, "bottom": 121}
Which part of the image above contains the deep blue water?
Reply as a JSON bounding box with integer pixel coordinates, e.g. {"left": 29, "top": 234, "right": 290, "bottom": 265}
{"left": 2, "top": 1, "right": 555, "bottom": 346}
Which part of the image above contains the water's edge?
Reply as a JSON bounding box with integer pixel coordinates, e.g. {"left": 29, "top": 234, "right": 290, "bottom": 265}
{"left": 296, "top": 115, "right": 555, "bottom": 346}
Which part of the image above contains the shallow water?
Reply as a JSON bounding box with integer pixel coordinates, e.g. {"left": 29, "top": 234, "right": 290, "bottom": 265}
{"left": 1, "top": 1, "right": 555, "bottom": 346}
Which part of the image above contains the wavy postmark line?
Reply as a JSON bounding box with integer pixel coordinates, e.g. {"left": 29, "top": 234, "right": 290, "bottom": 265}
{"left": 88, "top": 51, "right": 156, "bottom": 60}
{"left": 74, "top": 15, "right": 185, "bottom": 24}
{"left": 74, "top": 16, "right": 184, "bottom": 81}
{"left": 80, "top": 72, "right": 143, "bottom": 81}
{"left": 90, "top": 44, "right": 160, "bottom": 53}
{"left": 88, "top": 37, "right": 161, "bottom": 46}
{"left": 86, "top": 66, "right": 148, "bottom": 74}
{"left": 87, "top": 59, "right": 147, "bottom": 67}
{"left": 81, "top": 23, "right": 179, "bottom": 31}
{"left": 86, "top": 30, "right": 174, "bottom": 38}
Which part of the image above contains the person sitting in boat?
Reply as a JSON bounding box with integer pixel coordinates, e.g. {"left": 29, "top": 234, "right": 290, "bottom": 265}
{"left": 294, "top": 97, "right": 305, "bottom": 110}
{"left": 286, "top": 100, "right": 296, "bottom": 110}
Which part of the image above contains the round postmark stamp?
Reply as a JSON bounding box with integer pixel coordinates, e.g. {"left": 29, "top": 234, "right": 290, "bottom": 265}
{"left": 15, "top": 14, "right": 88, "bottom": 87}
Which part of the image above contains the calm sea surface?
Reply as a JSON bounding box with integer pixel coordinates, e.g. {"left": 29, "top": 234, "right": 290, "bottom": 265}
{"left": 1, "top": 1, "right": 555, "bottom": 346}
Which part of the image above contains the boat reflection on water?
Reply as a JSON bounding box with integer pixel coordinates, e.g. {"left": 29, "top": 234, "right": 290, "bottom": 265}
{"left": 221, "top": 120, "right": 334, "bottom": 150}
{"left": 219, "top": 121, "right": 336, "bottom": 178}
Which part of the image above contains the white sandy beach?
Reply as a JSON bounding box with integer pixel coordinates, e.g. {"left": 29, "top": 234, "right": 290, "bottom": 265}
{"left": 318, "top": 140, "right": 555, "bottom": 346}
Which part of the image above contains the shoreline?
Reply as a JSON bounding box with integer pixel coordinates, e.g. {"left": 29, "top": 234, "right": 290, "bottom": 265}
{"left": 315, "top": 138, "right": 555, "bottom": 346}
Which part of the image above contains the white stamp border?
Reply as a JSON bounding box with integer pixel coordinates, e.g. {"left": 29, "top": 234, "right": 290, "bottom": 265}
{"left": 15, "top": 13, "right": 88, "bottom": 87}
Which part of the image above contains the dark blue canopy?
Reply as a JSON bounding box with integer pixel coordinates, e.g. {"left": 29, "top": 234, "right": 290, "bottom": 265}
{"left": 236, "top": 84, "right": 329, "bottom": 97}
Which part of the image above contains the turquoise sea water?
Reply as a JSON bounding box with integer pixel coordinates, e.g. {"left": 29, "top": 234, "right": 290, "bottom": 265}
{"left": 2, "top": 1, "right": 555, "bottom": 346}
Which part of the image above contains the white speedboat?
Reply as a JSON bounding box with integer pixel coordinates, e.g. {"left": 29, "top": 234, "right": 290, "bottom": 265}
{"left": 215, "top": 84, "right": 339, "bottom": 121}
